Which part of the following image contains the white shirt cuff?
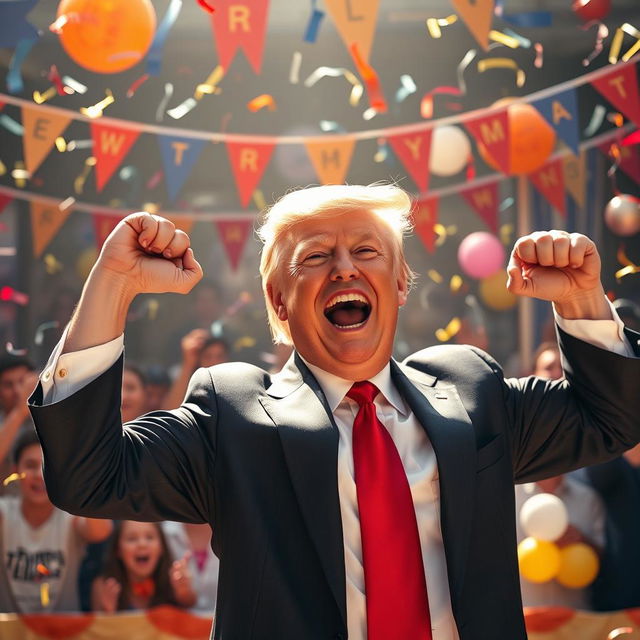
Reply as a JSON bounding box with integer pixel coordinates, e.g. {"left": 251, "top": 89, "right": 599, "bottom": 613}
{"left": 554, "top": 298, "right": 635, "bottom": 357}
{"left": 40, "top": 324, "right": 124, "bottom": 404}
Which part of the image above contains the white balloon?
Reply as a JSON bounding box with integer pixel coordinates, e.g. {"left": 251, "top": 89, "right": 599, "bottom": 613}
{"left": 429, "top": 125, "right": 471, "bottom": 177}
{"left": 519, "top": 492, "right": 568, "bottom": 542}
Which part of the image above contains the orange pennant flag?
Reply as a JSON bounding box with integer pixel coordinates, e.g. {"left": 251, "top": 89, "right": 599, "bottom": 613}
{"left": 30, "top": 201, "right": 72, "bottom": 258}
{"left": 215, "top": 219, "right": 252, "bottom": 270}
{"left": 562, "top": 151, "right": 586, "bottom": 209}
{"left": 305, "top": 137, "right": 355, "bottom": 185}
{"left": 22, "top": 107, "right": 71, "bottom": 176}
{"left": 449, "top": 0, "right": 495, "bottom": 50}
{"left": 165, "top": 215, "right": 195, "bottom": 234}
{"left": 528, "top": 158, "right": 567, "bottom": 216}
{"left": 388, "top": 131, "right": 433, "bottom": 193}
{"left": 324, "top": 0, "right": 380, "bottom": 62}
{"left": 461, "top": 181, "right": 499, "bottom": 232}
{"left": 91, "top": 123, "right": 141, "bottom": 192}
{"left": 411, "top": 196, "right": 439, "bottom": 253}
{"left": 92, "top": 213, "right": 125, "bottom": 251}
{"left": 226, "top": 141, "right": 275, "bottom": 208}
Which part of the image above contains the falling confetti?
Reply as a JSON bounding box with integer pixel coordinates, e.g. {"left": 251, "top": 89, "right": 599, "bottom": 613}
{"left": 197, "top": 0, "right": 215, "bottom": 13}
{"left": 3, "top": 472, "right": 25, "bottom": 486}
{"left": 80, "top": 90, "right": 115, "bottom": 118}
{"left": 395, "top": 75, "right": 416, "bottom": 103}
{"left": 581, "top": 22, "right": 608, "bottom": 66}
{"left": 247, "top": 94, "right": 276, "bottom": 112}
{"left": 33, "top": 87, "right": 57, "bottom": 104}
{"left": 156, "top": 83, "right": 174, "bottom": 122}
{"left": 167, "top": 97, "right": 198, "bottom": 119}
{"left": 477, "top": 58, "right": 525, "bottom": 88}
{"left": 435, "top": 317, "right": 462, "bottom": 342}
{"left": 304, "top": 66, "right": 363, "bottom": 107}
{"left": 427, "top": 269, "right": 443, "bottom": 284}
{"left": 289, "top": 51, "right": 302, "bottom": 84}
{"left": 74, "top": 157, "right": 96, "bottom": 194}
{"left": 195, "top": 66, "right": 225, "bottom": 99}
{"left": 61, "top": 76, "right": 87, "bottom": 94}
{"left": 126, "top": 74, "right": 150, "bottom": 98}
{"left": 426, "top": 14, "right": 458, "bottom": 39}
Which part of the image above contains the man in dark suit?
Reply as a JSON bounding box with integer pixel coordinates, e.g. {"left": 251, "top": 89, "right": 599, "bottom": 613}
{"left": 30, "top": 184, "right": 640, "bottom": 640}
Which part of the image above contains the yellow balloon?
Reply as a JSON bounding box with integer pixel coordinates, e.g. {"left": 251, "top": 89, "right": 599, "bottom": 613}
{"left": 517, "top": 537, "right": 561, "bottom": 583}
{"left": 479, "top": 270, "right": 517, "bottom": 311}
{"left": 556, "top": 543, "right": 599, "bottom": 588}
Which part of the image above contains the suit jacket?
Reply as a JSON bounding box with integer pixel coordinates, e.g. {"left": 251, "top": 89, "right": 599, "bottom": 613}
{"left": 30, "top": 327, "right": 640, "bottom": 640}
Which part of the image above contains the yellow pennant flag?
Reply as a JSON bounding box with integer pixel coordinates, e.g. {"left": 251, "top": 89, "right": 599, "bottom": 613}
{"left": 323, "top": 0, "right": 380, "bottom": 62}
{"left": 305, "top": 137, "right": 356, "bottom": 185}
{"left": 449, "top": 0, "right": 495, "bottom": 50}
{"left": 30, "top": 201, "right": 72, "bottom": 258}
{"left": 562, "top": 150, "right": 587, "bottom": 210}
{"left": 22, "top": 107, "right": 71, "bottom": 176}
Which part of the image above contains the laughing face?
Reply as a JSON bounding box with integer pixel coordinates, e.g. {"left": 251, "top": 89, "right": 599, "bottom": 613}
{"left": 267, "top": 209, "right": 408, "bottom": 380}
{"left": 117, "top": 521, "right": 163, "bottom": 582}
{"left": 16, "top": 443, "right": 50, "bottom": 507}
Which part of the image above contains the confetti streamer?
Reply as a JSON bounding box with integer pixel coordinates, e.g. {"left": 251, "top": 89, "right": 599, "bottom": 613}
{"left": 434, "top": 223, "right": 457, "bottom": 247}
{"left": 534, "top": 42, "right": 544, "bottom": 68}
{"left": 610, "top": 23, "right": 640, "bottom": 63}
{"left": 488, "top": 30, "right": 521, "bottom": 48}
{"left": 457, "top": 49, "right": 477, "bottom": 94}
{"left": 12, "top": 162, "right": 28, "bottom": 188}
{"left": 37, "top": 564, "right": 50, "bottom": 576}
{"left": 58, "top": 197, "right": 75, "bottom": 212}
{"left": 66, "top": 139, "right": 93, "bottom": 151}
{"left": 319, "top": 120, "right": 345, "bottom": 132}
{"left": 126, "top": 74, "right": 150, "bottom": 98}
{"left": 477, "top": 58, "right": 526, "bottom": 88}
{"left": 304, "top": 67, "right": 363, "bottom": 107}
{"left": 581, "top": 22, "right": 608, "bottom": 66}
{"left": 40, "top": 583, "right": 50, "bottom": 607}
{"left": 502, "top": 28, "right": 531, "bottom": 48}
{"left": 42, "top": 255, "right": 63, "bottom": 276}
{"left": 6, "top": 37, "right": 38, "bottom": 94}
{"left": 253, "top": 189, "right": 266, "bottom": 210}
{"left": 420, "top": 86, "right": 463, "bottom": 119}
{"left": 0, "top": 160, "right": 6, "bottom": 176}
{"left": 427, "top": 269, "right": 443, "bottom": 284}
{"left": 395, "top": 74, "right": 416, "bottom": 103}
{"left": 47, "top": 65, "right": 67, "bottom": 95}
{"left": 156, "top": 83, "right": 174, "bottom": 122}
{"left": 289, "top": 51, "right": 302, "bottom": 84}
{"left": 426, "top": 14, "right": 458, "bottom": 39}
{"left": 195, "top": 66, "right": 225, "bottom": 99}
{"left": 362, "top": 108, "right": 377, "bottom": 120}
{"left": 373, "top": 138, "right": 389, "bottom": 163}
{"left": 80, "top": 90, "right": 115, "bottom": 118}
{"left": 3, "top": 472, "right": 25, "bottom": 486}
{"left": 74, "top": 157, "right": 96, "bottom": 194}
{"left": 0, "top": 114, "right": 24, "bottom": 135}
{"left": 304, "top": 5, "right": 324, "bottom": 43}
{"left": 54, "top": 137, "right": 66, "bottom": 152}
{"left": 0, "top": 287, "right": 29, "bottom": 305}
{"left": 61, "top": 76, "right": 87, "bottom": 94}
{"left": 247, "top": 94, "right": 276, "bottom": 112}
{"left": 197, "top": 0, "right": 215, "bottom": 12}
{"left": 33, "top": 87, "right": 57, "bottom": 104}
{"left": 499, "top": 197, "right": 514, "bottom": 211}
{"left": 616, "top": 246, "right": 640, "bottom": 281}
{"left": 167, "top": 97, "right": 198, "bottom": 119}
{"left": 146, "top": 169, "right": 164, "bottom": 189}
{"left": 450, "top": 275, "right": 463, "bottom": 293}
{"left": 349, "top": 43, "right": 387, "bottom": 113}
{"left": 583, "top": 104, "right": 607, "bottom": 137}
{"left": 608, "top": 627, "right": 634, "bottom": 640}
{"left": 147, "top": 0, "right": 183, "bottom": 76}
{"left": 435, "top": 317, "right": 461, "bottom": 342}
{"left": 234, "top": 336, "right": 257, "bottom": 350}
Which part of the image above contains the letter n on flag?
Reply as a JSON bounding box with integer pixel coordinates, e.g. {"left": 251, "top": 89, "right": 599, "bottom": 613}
{"left": 215, "top": 219, "right": 252, "bottom": 270}
{"left": 591, "top": 63, "right": 640, "bottom": 127}
{"left": 305, "top": 137, "right": 355, "bottom": 184}
{"left": 92, "top": 213, "right": 125, "bottom": 251}
{"left": 528, "top": 158, "right": 567, "bottom": 216}
{"left": 91, "top": 124, "right": 140, "bottom": 192}
{"left": 210, "top": 0, "right": 270, "bottom": 73}
{"left": 388, "top": 131, "right": 432, "bottom": 193}
{"left": 226, "top": 141, "right": 275, "bottom": 207}
{"left": 461, "top": 181, "right": 499, "bottom": 232}
{"left": 30, "top": 201, "right": 72, "bottom": 258}
{"left": 411, "top": 196, "right": 439, "bottom": 253}
{"left": 464, "top": 109, "right": 510, "bottom": 174}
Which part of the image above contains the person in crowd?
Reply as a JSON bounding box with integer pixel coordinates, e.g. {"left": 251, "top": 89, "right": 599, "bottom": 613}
{"left": 29, "top": 184, "right": 640, "bottom": 640}
{"left": 91, "top": 520, "right": 196, "bottom": 613}
{"left": 144, "top": 365, "right": 172, "bottom": 412}
{"left": 0, "top": 430, "right": 112, "bottom": 612}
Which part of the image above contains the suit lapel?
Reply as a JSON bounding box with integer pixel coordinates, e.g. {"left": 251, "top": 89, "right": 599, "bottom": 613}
{"left": 259, "top": 354, "right": 346, "bottom": 627}
{"left": 391, "top": 360, "right": 476, "bottom": 604}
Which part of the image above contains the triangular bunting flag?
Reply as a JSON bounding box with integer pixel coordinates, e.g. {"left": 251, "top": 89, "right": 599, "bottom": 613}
{"left": 226, "top": 141, "right": 275, "bottom": 207}
{"left": 305, "top": 137, "right": 355, "bottom": 185}
{"left": 388, "top": 131, "right": 433, "bottom": 193}
{"left": 30, "top": 201, "right": 71, "bottom": 258}
{"left": 215, "top": 219, "right": 252, "bottom": 270}
{"left": 165, "top": 215, "right": 195, "bottom": 234}
{"left": 532, "top": 88, "right": 580, "bottom": 155}
{"left": 323, "top": 0, "right": 380, "bottom": 62}
{"left": 158, "top": 135, "right": 207, "bottom": 202}
{"left": 461, "top": 181, "right": 499, "bottom": 232}
{"left": 591, "top": 63, "right": 640, "bottom": 127}
{"left": 411, "top": 196, "right": 439, "bottom": 253}
{"left": 599, "top": 142, "right": 640, "bottom": 185}
{"left": 91, "top": 123, "right": 141, "bottom": 192}
{"left": 563, "top": 151, "right": 587, "bottom": 209}
{"left": 528, "top": 158, "right": 567, "bottom": 216}
{"left": 92, "top": 213, "right": 125, "bottom": 251}
{"left": 210, "top": 0, "right": 270, "bottom": 73}
{"left": 0, "top": 194, "right": 12, "bottom": 215}
{"left": 464, "top": 109, "right": 510, "bottom": 174}
{"left": 449, "top": 0, "right": 494, "bottom": 50}
{"left": 22, "top": 107, "right": 71, "bottom": 176}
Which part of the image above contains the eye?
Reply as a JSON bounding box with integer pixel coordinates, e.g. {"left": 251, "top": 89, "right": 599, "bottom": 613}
{"left": 303, "top": 252, "right": 327, "bottom": 263}
{"left": 355, "top": 246, "right": 378, "bottom": 256}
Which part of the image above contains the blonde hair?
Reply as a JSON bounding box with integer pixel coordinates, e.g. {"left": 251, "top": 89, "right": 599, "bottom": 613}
{"left": 257, "top": 183, "right": 415, "bottom": 345}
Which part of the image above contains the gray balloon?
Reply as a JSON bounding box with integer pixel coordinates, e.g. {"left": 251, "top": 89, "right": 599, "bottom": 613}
{"left": 604, "top": 195, "right": 640, "bottom": 236}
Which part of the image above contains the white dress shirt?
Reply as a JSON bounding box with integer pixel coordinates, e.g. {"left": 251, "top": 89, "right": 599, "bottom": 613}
{"left": 37, "top": 303, "right": 634, "bottom": 639}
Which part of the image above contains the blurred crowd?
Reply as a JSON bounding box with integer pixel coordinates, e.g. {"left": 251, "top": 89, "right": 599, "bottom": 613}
{"left": 0, "top": 285, "right": 639, "bottom": 617}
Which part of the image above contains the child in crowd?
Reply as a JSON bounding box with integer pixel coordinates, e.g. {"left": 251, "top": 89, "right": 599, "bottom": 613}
{"left": 0, "top": 430, "right": 112, "bottom": 612}
{"left": 91, "top": 520, "right": 196, "bottom": 613}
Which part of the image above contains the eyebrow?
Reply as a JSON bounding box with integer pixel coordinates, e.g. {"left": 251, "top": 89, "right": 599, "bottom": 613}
{"left": 295, "top": 229, "right": 382, "bottom": 250}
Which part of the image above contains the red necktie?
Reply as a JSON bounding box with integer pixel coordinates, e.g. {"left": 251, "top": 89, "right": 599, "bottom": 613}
{"left": 348, "top": 381, "right": 432, "bottom": 640}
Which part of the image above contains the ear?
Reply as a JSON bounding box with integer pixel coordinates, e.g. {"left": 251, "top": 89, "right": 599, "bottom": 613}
{"left": 397, "top": 274, "right": 409, "bottom": 308}
{"left": 266, "top": 282, "right": 288, "bottom": 321}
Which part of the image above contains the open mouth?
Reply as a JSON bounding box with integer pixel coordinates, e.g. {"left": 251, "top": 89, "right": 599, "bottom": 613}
{"left": 134, "top": 555, "right": 151, "bottom": 565}
{"left": 324, "top": 292, "right": 372, "bottom": 329}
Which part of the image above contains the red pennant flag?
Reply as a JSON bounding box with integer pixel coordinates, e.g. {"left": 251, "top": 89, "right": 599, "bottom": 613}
{"left": 226, "top": 141, "right": 275, "bottom": 207}
{"left": 388, "top": 131, "right": 433, "bottom": 193}
{"left": 464, "top": 109, "right": 510, "bottom": 174}
{"left": 210, "top": 0, "right": 270, "bottom": 73}
{"left": 411, "top": 196, "right": 439, "bottom": 253}
{"left": 92, "top": 213, "right": 125, "bottom": 251}
{"left": 591, "top": 63, "right": 640, "bottom": 127}
{"left": 461, "top": 181, "right": 499, "bottom": 232}
{"left": 91, "top": 124, "right": 140, "bottom": 192}
{"left": 215, "top": 219, "right": 252, "bottom": 270}
{"left": 598, "top": 142, "right": 640, "bottom": 185}
{"left": 0, "top": 194, "right": 13, "bottom": 215}
{"left": 528, "top": 158, "right": 567, "bottom": 216}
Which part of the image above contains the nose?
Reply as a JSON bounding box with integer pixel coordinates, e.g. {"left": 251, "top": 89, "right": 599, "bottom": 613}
{"left": 330, "top": 249, "right": 359, "bottom": 281}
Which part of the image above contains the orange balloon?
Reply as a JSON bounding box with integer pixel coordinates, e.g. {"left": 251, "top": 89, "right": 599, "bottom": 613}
{"left": 479, "top": 99, "right": 556, "bottom": 176}
{"left": 57, "top": 0, "right": 156, "bottom": 74}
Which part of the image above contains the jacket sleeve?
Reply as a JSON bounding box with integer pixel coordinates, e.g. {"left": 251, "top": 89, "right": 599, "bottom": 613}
{"left": 29, "top": 355, "right": 217, "bottom": 525}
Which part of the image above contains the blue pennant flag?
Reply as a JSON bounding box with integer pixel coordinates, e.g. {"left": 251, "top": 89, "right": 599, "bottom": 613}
{"left": 533, "top": 89, "right": 580, "bottom": 155}
{"left": 158, "top": 135, "right": 207, "bottom": 202}
{"left": 0, "top": 0, "right": 38, "bottom": 49}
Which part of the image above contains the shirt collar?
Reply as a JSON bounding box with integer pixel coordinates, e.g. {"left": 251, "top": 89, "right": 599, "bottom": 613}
{"left": 299, "top": 355, "right": 408, "bottom": 416}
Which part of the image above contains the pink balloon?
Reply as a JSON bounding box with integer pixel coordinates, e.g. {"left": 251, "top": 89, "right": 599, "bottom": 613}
{"left": 458, "top": 232, "right": 505, "bottom": 279}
